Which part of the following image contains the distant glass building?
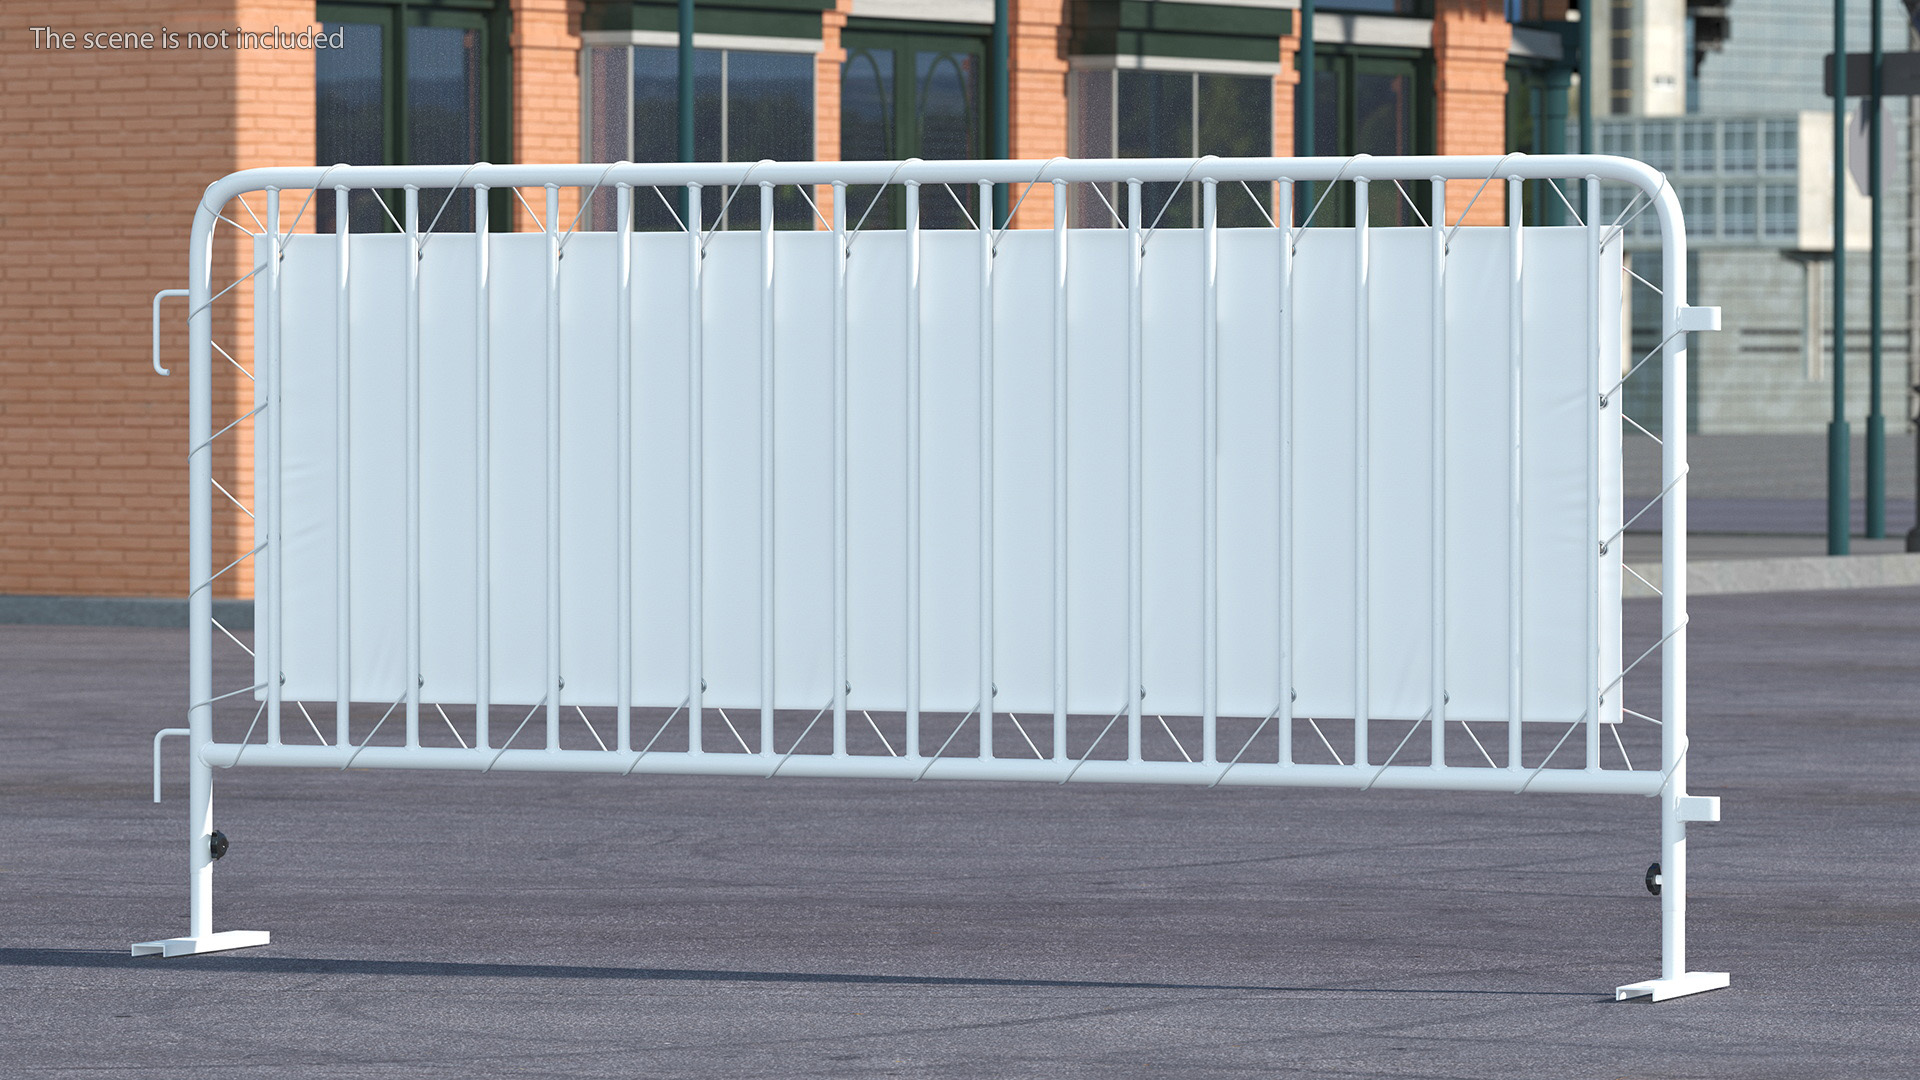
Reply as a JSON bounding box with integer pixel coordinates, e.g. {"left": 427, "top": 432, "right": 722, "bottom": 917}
{"left": 1595, "top": 0, "right": 1910, "bottom": 434}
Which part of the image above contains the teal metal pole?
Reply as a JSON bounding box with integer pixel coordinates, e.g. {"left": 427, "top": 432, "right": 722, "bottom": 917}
{"left": 992, "top": 0, "right": 1009, "bottom": 227}
{"left": 1299, "top": 0, "right": 1315, "bottom": 223}
{"left": 1831, "top": 0, "right": 1852, "bottom": 555}
{"left": 679, "top": 0, "right": 695, "bottom": 217}
{"left": 1869, "top": 0, "right": 1887, "bottom": 537}
{"left": 1545, "top": 61, "right": 1571, "bottom": 225}
{"left": 1579, "top": 0, "right": 1593, "bottom": 153}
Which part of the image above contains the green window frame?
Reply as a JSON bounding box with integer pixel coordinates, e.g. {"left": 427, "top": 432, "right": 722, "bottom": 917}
{"left": 1067, "top": 65, "right": 1277, "bottom": 228}
{"left": 582, "top": 41, "right": 818, "bottom": 231}
{"left": 316, "top": 0, "right": 513, "bottom": 231}
{"left": 840, "top": 25, "right": 988, "bottom": 228}
{"left": 1302, "top": 47, "right": 1433, "bottom": 227}
{"left": 1506, "top": 59, "right": 1572, "bottom": 225}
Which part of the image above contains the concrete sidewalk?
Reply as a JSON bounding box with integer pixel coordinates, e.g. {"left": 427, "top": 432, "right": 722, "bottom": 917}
{"left": 1, "top": 589, "right": 1916, "bottom": 1077}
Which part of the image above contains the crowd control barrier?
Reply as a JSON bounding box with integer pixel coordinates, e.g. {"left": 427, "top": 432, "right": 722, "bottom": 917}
{"left": 138, "top": 155, "right": 1725, "bottom": 1002}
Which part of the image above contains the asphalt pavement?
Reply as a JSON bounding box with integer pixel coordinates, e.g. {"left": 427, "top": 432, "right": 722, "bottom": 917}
{"left": 1, "top": 588, "right": 1917, "bottom": 1078}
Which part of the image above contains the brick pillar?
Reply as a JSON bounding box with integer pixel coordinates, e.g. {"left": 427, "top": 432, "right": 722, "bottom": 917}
{"left": 1008, "top": 0, "right": 1070, "bottom": 229}
{"left": 511, "top": 0, "right": 583, "bottom": 227}
{"left": 1433, "top": 0, "right": 1511, "bottom": 224}
{"left": 815, "top": 0, "right": 853, "bottom": 227}
{"left": 1275, "top": 20, "right": 1300, "bottom": 160}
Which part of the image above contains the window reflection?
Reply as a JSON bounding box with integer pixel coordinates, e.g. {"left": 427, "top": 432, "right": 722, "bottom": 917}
{"left": 1070, "top": 68, "right": 1274, "bottom": 228}
{"left": 1297, "top": 54, "right": 1430, "bottom": 226}
{"left": 838, "top": 39, "right": 982, "bottom": 230}
{"left": 315, "top": 18, "right": 493, "bottom": 233}
{"left": 583, "top": 45, "right": 816, "bottom": 231}
{"left": 316, "top": 22, "right": 385, "bottom": 233}
{"left": 407, "top": 26, "right": 482, "bottom": 231}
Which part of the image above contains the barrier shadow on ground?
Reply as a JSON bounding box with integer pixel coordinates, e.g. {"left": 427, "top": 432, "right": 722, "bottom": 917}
{"left": 0, "top": 948, "right": 1599, "bottom": 998}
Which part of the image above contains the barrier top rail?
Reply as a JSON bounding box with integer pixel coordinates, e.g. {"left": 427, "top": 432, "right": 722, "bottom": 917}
{"left": 198, "top": 153, "right": 1674, "bottom": 212}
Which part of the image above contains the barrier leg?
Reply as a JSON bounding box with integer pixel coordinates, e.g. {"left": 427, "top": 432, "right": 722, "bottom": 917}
{"left": 132, "top": 738, "right": 271, "bottom": 957}
{"left": 133, "top": 197, "right": 270, "bottom": 960}
{"left": 1615, "top": 788, "right": 1726, "bottom": 1001}
{"left": 1615, "top": 232, "right": 1725, "bottom": 1003}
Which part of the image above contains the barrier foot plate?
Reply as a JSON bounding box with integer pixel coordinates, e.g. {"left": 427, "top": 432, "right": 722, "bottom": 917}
{"left": 1614, "top": 971, "right": 1729, "bottom": 1002}
{"left": 131, "top": 930, "right": 270, "bottom": 958}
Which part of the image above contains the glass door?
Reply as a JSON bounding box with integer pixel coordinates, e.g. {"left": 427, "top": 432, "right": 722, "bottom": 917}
{"left": 316, "top": 2, "right": 505, "bottom": 232}
{"left": 1303, "top": 50, "right": 1430, "bottom": 227}
{"left": 842, "top": 30, "right": 985, "bottom": 229}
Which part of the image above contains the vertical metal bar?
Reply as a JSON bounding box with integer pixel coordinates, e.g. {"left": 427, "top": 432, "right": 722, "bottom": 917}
{"left": 990, "top": 0, "right": 1010, "bottom": 225}
{"left": 906, "top": 181, "right": 923, "bottom": 758}
{"left": 1507, "top": 176, "right": 1524, "bottom": 768}
{"left": 617, "top": 182, "right": 634, "bottom": 754}
{"left": 625, "top": 47, "right": 636, "bottom": 164}
{"left": 1278, "top": 177, "right": 1295, "bottom": 766}
{"left": 405, "top": 186, "right": 422, "bottom": 750}
{"left": 760, "top": 181, "right": 776, "bottom": 756}
{"left": 833, "top": 181, "right": 849, "bottom": 757}
{"left": 265, "top": 189, "right": 283, "bottom": 747}
{"left": 1586, "top": 175, "right": 1602, "bottom": 771}
{"left": 1353, "top": 176, "right": 1370, "bottom": 769}
{"left": 1659, "top": 188, "right": 1692, "bottom": 981}
{"left": 1300, "top": 0, "right": 1317, "bottom": 215}
{"left": 677, "top": 0, "right": 694, "bottom": 177}
{"left": 334, "top": 187, "right": 351, "bottom": 747}
{"left": 1202, "top": 178, "right": 1219, "bottom": 763}
{"left": 1052, "top": 178, "right": 1069, "bottom": 762}
{"left": 1430, "top": 177, "right": 1447, "bottom": 769}
{"left": 688, "top": 182, "right": 706, "bottom": 755}
{"left": 1126, "top": 178, "right": 1143, "bottom": 762}
{"left": 545, "top": 184, "right": 562, "bottom": 751}
{"left": 1578, "top": 0, "right": 1593, "bottom": 154}
{"left": 1831, "top": 0, "right": 1852, "bottom": 556}
{"left": 475, "top": 184, "right": 491, "bottom": 751}
{"left": 1190, "top": 77, "right": 1201, "bottom": 229}
{"left": 1869, "top": 0, "right": 1887, "bottom": 538}
{"left": 978, "top": 180, "right": 996, "bottom": 760}
{"left": 187, "top": 201, "right": 218, "bottom": 939}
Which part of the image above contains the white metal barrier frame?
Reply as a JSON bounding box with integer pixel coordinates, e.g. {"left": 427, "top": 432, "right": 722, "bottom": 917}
{"left": 138, "top": 154, "right": 1725, "bottom": 1002}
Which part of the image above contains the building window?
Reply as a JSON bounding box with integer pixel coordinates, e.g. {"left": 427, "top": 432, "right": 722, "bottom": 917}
{"left": 1680, "top": 120, "right": 1717, "bottom": 173}
{"left": 1722, "top": 120, "right": 1757, "bottom": 172}
{"left": 1291, "top": 50, "right": 1429, "bottom": 226}
{"left": 1317, "top": 0, "right": 1433, "bottom": 14}
{"left": 1762, "top": 119, "right": 1797, "bottom": 172}
{"left": 1721, "top": 184, "right": 1757, "bottom": 238}
{"left": 1639, "top": 123, "right": 1675, "bottom": 171}
{"left": 315, "top": 2, "right": 505, "bottom": 233}
{"left": 841, "top": 30, "right": 985, "bottom": 230}
{"left": 581, "top": 43, "right": 816, "bottom": 231}
{"left": 1594, "top": 116, "right": 1806, "bottom": 249}
{"left": 1507, "top": 62, "right": 1571, "bottom": 224}
{"left": 1070, "top": 66, "right": 1274, "bottom": 228}
{"left": 1601, "top": 184, "right": 1635, "bottom": 235}
{"left": 1763, "top": 184, "right": 1797, "bottom": 239}
{"left": 1678, "top": 184, "right": 1716, "bottom": 238}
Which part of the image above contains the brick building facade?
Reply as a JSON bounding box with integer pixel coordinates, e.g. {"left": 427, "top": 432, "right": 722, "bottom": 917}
{"left": 0, "top": 0, "right": 1570, "bottom": 614}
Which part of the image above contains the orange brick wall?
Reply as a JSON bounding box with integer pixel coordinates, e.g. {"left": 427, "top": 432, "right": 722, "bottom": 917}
{"left": 1275, "top": 23, "right": 1299, "bottom": 160}
{"left": 1007, "top": 0, "right": 1070, "bottom": 229}
{"left": 814, "top": 0, "right": 852, "bottom": 224}
{"left": 512, "top": 0, "right": 583, "bottom": 227}
{"left": 1434, "top": 0, "right": 1512, "bottom": 224}
{"left": 0, "top": 1, "right": 313, "bottom": 601}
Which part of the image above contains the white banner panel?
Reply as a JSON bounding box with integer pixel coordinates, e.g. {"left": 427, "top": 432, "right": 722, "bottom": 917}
{"left": 265, "top": 225, "right": 1620, "bottom": 724}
